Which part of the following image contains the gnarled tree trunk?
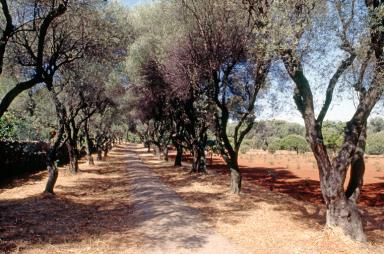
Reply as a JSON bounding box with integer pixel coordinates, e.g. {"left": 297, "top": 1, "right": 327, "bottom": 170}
{"left": 103, "top": 148, "right": 108, "bottom": 160}
{"left": 325, "top": 194, "right": 365, "bottom": 241}
{"left": 191, "top": 142, "right": 207, "bottom": 173}
{"left": 97, "top": 146, "right": 102, "bottom": 161}
{"left": 66, "top": 141, "right": 78, "bottom": 173}
{"left": 44, "top": 126, "right": 64, "bottom": 194}
{"left": 174, "top": 144, "right": 183, "bottom": 167}
{"left": 45, "top": 160, "right": 58, "bottom": 194}
{"left": 163, "top": 145, "right": 169, "bottom": 161}
{"left": 230, "top": 168, "right": 241, "bottom": 194}
{"left": 84, "top": 122, "right": 94, "bottom": 165}
{"left": 321, "top": 124, "right": 367, "bottom": 242}
{"left": 225, "top": 153, "right": 241, "bottom": 194}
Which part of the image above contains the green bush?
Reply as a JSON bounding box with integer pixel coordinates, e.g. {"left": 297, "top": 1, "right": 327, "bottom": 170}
{"left": 239, "top": 143, "right": 251, "bottom": 154}
{"left": 267, "top": 138, "right": 282, "bottom": 154}
{"left": 0, "top": 112, "right": 18, "bottom": 140}
{"left": 366, "top": 131, "right": 384, "bottom": 155}
{"left": 323, "top": 121, "right": 344, "bottom": 152}
{"left": 280, "top": 134, "right": 309, "bottom": 154}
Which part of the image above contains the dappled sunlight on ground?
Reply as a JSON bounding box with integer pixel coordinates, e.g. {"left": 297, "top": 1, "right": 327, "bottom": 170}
{"left": 139, "top": 144, "right": 384, "bottom": 254}
{"left": 1, "top": 144, "right": 383, "bottom": 254}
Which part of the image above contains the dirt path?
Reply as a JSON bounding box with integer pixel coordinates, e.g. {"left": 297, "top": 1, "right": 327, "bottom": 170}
{"left": 126, "top": 145, "right": 240, "bottom": 254}
{"left": 139, "top": 145, "right": 384, "bottom": 254}
{"left": 0, "top": 144, "right": 240, "bottom": 254}
{"left": 3, "top": 143, "right": 381, "bottom": 254}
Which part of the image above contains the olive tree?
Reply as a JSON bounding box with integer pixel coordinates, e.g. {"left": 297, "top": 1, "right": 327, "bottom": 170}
{"left": 180, "top": 0, "right": 272, "bottom": 193}
{"left": 265, "top": 0, "right": 384, "bottom": 240}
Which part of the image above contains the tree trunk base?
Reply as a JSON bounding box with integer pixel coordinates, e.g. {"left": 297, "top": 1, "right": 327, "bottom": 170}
{"left": 163, "top": 146, "right": 169, "bottom": 161}
{"left": 174, "top": 146, "right": 183, "bottom": 167}
{"left": 88, "top": 154, "right": 94, "bottom": 165}
{"left": 229, "top": 168, "right": 242, "bottom": 194}
{"left": 45, "top": 164, "right": 58, "bottom": 194}
{"left": 69, "top": 158, "right": 78, "bottom": 174}
{"left": 97, "top": 150, "right": 102, "bottom": 161}
{"left": 326, "top": 198, "right": 366, "bottom": 242}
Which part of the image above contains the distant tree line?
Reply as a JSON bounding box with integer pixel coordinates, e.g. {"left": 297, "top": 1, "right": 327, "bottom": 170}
{"left": 234, "top": 118, "right": 384, "bottom": 155}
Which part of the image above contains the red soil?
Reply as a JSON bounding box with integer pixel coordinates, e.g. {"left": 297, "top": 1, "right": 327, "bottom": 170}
{"left": 168, "top": 151, "right": 384, "bottom": 207}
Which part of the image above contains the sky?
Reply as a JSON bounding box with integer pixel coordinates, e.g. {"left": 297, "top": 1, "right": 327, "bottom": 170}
{"left": 113, "top": 0, "right": 147, "bottom": 6}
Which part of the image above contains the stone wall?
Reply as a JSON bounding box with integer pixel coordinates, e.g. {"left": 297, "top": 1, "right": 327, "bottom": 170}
{"left": 0, "top": 141, "right": 69, "bottom": 178}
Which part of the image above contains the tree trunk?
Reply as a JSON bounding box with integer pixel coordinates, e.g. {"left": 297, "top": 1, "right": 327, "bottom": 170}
{"left": 154, "top": 145, "right": 161, "bottom": 159}
{"left": 197, "top": 149, "right": 206, "bottom": 173}
{"left": 45, "top": 161, "right": 58, "bottom": 194}
{"left": 66, "top": 142, "right": 78, "bottom": 174}
{"left": 323, "top": 124, "right": 367, "bottom": 242}
{"left": 87, "top": 153, "right": 94, "bottom": 165}
{"left": 346, "top": 124, "right": 367, "bottom": 200}
{"left": 311, "top": 147, "right": 366, "bottom": 242}
{"left": 325, "top": 194, "right": 365, "bottom": 242}
{"left": 97, "top": 147, "right": 102, "bottom": 161}
{"left": 84, "top": 121, "right": 94, "bottom": 165}
{"left": 44, "top": 125, "right": 64, "bottom": 194}
{"left": 192, "top": 150, "right": 197, "bottom": 172}
{"left": 103, "top": 149, "right": 108, "bottom": 160}
{"left": 174, "top": 144, "right": 183, "bottom": 167}
{"left": 163, "top": 146, "right": 169, "bottom": 161}
{"left": 191, "top": 143, "right": 207, "bottom": 173}
{"left": 229, "top": 165, "right": 242, "bottom": 194}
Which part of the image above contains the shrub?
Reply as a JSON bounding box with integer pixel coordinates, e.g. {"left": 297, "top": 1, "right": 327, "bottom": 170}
{"left": 366, "top": 131, "right": 384, "bottom": 155}
{"left": 0, "top": 141, "right": 69, "bottom": 178}
{"left": 268, "top": 138, "right": 281, "bottom": 154}
{"left": 279, "top": 134, "right": 309, "bottom": 154}
{"left": 0, "top": 112, "right": 18, "bottom": 140}
{"left": 322, "top": 121, "right": 344, "bottom": 152}
{"left": 239, "top": 139, "right": 254, "bottom": 154}
{"left": 240, "top": 144, "right": 251, "bottom": 154}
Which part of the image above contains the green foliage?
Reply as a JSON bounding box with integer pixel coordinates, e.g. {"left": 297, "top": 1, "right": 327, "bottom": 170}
{"left": 267, "top": 138, "right": 282, "bottom": 154}
{"left": 238, "top": 120, "right": 305, "bottom": 150}
{"left": 279, "top": 134, "right": 309, "bottom": 153}
{"left": 0, "top": 112, "right": 18, "bottom": 140}
{"left": 206, "top": 139, "right": 220, "bottom": 154}
{"left": 322, "top": 121, "right": 344, "bottom": 152}
{"left": 239, "top": 139, "right": 253, "bottom": 154}
{"left": 369, "top": 117, "right": 384, "bottom": 134}
{"left": 366, "top": 131, "right": 384, "bottom": 155}
{"left": 267, "top": 135, "right": 309, "bottom": 154}
{"left": 0, "top": 109, "right": 52, "bottom": 141}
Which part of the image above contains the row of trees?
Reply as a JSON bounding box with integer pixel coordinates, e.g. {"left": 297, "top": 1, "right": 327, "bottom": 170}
{"left": 126, "top": 0, "right": 384, "bottom": 241}
{"left": 0, "top": 1, "right": 132, "bottom": 193}
{"left": 2, "top": 0, "right": 383, "bottom": 243}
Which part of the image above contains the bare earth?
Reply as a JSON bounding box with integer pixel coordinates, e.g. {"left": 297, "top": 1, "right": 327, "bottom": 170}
{"left": 1, "top": 143, "right": 383, "bottom": 253}
{"left": 140, "top": 146, "right": 384, "bottom": 254}
{"left": 0, "top": 144, "right": 239, "bottom": 254}
{"left": 0, "top": 145, "right": 137, "bottom": 253}
{"left": 126, "top": 147, "right": 239, "bottom": 253}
